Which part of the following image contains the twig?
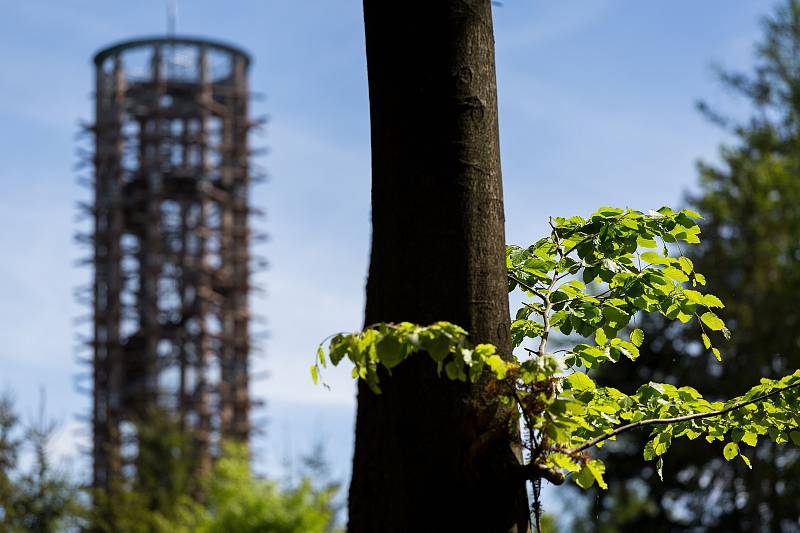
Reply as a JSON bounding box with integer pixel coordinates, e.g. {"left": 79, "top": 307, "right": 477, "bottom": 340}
{"left": 508, "top": 273, "right": 547, "bottom": 301}
{"left": 517, "top": 461, "right": 565, "bottom": 485}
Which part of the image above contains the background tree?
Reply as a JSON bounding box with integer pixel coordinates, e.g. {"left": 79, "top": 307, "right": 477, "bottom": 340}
{"left": 582, "top": 1, "right": 800, "bottom": 530}
{"left": 0, "top": 394, "right": 79, "bottom": 533}
{"left": 87, "top": 410, "right": 196, "bottom": 531}
{"left": 0, "top": 394, "right": 21, "bottom": 528}
{"left": 349, "top": 1, "right": 530, "bottom": 531}
{"left": 87, "top": 413, "right": 343, "bottom": 533}
{"left": 147, "top": 443, "right": 342, "bottom": 533}
{"left": 0, "top": 390, "right": 342, "bottom": 532}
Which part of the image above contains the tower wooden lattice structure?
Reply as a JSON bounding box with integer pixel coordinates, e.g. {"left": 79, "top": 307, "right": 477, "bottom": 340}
{"left": 83, "top": 36, "right": 257, "bottom": 494}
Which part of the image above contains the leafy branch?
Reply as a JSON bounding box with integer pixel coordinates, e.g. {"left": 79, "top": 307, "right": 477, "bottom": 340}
{"left": 566, "top": 378, "right": 800, "bottom": 455}
{"left": 311, "top": 206, "right": 800, "bottom": 491}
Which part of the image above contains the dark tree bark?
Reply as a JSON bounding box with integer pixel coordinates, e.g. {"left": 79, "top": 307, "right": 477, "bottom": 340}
{"left": 349, "top": 2, "right": 530, "bottom": 531}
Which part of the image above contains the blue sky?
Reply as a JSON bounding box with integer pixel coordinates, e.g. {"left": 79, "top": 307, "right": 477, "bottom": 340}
{"left": 0, "top": 0, "right": 767, "bottom": 502}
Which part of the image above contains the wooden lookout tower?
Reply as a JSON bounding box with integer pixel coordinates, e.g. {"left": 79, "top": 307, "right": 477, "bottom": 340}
{"left": 83, "top": 36, "right": 259, "bottom": 497}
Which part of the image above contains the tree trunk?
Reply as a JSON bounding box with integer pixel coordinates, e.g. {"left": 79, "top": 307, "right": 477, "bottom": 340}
{"left": 349, "top": 2, "right": 530, "bottom": 531}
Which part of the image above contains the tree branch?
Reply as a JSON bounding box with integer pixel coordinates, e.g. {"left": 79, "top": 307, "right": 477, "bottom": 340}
{"left": 567, "top": 379, "right": 800, "bottom": 455}
{"left": 507, "top": 273, "right": 546, "bottom": 301}
{"left": 537, "top": 228, "right": 563, "bottom": 357}
{"left": 517, "top": 461, "right": 565, "bottom": 485}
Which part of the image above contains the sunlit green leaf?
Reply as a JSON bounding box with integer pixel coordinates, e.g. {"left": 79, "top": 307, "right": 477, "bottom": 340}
{"left": 701, "top": 333, "right": 711, "bottom": 349}
{"left": 741, "top": 432, "right": 758, "bottom": 447}
{"left": 723, "top": 442, "right": 739, "bottom": 461}
{"left": 567, "top": 371, "right": 596, "bottom": 391}
{"left": 630, "top": 328, "right": 644, "bottom": 347}
{"left": 700, "top": 312, "right": 725, "bottom": 331}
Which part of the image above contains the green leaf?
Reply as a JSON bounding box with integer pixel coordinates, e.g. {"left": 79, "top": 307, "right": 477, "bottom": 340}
{"left": 663, "top": 266, "right": 689, "bottom": 282}
{"left": 310, "top": 365, "right": 319, "bottom": 385}
{"left": 712, "top": 347, "right": 722, "bottom": 362}
{"left": 654, "top": 430, "right": 672, "bottom": 456}
{"left": 316, "top": 346, "right": 327, "bottom": 367}
{"left": 486, "top": 355, "right": 508, "bottom": 380}
{"left": 678, "top": 256, "right": 693, "bottom": 273}
{"left": 329, "top": 335, "right": 349, "bottom": 365}
{"left": 643, "top": 440, "right": 656, "bottom": 461}
{"left": 602, "top": 306, "right": 630, "bottom": 328}
{"left": 511, "top": 319, "right": 544, "bottom": 347}
{"left": 596, "top": 206, "right": 624, "bottom": 217}
{"left": 424, "top": 334, "right": 452, "bottom": 363}
{"left": 700, "top": 312, "right": 725, "bottom": 331}
{"left": 575, "top": 466, "right": 595, "bottom": 489}
{"left": 549, "top": 453, "right": 581, "bottom": 473}
{"left": 723, "top": 442, "right": 739, "bottom": 461}
{"left": 701, "top": 333, "right": 711, "bottom": 349}
{"left": 683, "top": 289, "right": 704, "bottom": 305}
{"left": 617, "top": 341, "right": 640, "bottom": 361}
{"left": 587, "top": 460, "right": 608, "bottom": 490}
{"left": 790, "top": 431, "right": 800, "bottom": 446}
{"left": 572, "top": 460, "right": 608, "bottom": 490}
{"left": 656, "top": 457, "right": 664, "bottom": 481}
{"left": 444, "top": 360, "right": 461, "bottom": 381}
{"left": 578, "top": 345, "right": 607, "bottom": 361}
{"left": 376, "top": 334, "right": 405, "bottom": 369}
{"left": 566, "top": 371, "right": 596, "bottom": 391}
{"left": 702, "top": 294, "right": 725, "bottom": 308}
{"left": 595, "top": 328, "right": 608, "bottom": 346}
{"left": 741, "top": 431, "right": 758, "bottom": 447}
{"left": 740, "top": 454, "right": 752, "bottom": 469}
{"left": 630, "top": 328, "right": 644, "bottom": 347}
{"left": 641, "top": 251, "right": 670, "bottom": 265}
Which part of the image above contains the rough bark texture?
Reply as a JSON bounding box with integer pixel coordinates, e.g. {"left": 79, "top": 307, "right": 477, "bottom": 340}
{"left": 349, "top": 2, "right": 530, "bottom": 531}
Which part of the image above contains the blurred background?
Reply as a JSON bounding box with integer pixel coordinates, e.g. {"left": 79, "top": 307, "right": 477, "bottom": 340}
{"left": 2, "top": 0, "right": 795, "bottom": 531}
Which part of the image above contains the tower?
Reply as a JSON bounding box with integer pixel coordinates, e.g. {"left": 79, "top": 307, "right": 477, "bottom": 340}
{"left": 85, "top": 36, "right": 255, "bottom": 495}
